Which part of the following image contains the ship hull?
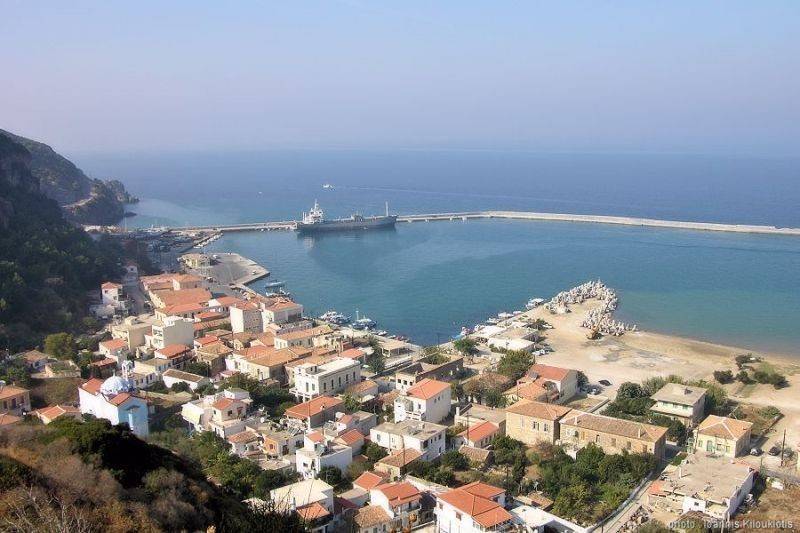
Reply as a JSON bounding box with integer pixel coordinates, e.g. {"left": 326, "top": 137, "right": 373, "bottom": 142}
{"left": 296, "top": 215, "right": 397, "bottom": 233}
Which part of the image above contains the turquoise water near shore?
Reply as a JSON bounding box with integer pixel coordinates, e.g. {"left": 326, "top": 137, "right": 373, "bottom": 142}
{"left": 78, "top": 150, "right": 800, "bottom": 353}
{"left": 201, "top": 219, "right": 799, "bottom": 353}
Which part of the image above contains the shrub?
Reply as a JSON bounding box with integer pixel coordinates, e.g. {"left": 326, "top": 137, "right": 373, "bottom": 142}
{"left": 713, "top": 370, "right": 734, "bottom": 384}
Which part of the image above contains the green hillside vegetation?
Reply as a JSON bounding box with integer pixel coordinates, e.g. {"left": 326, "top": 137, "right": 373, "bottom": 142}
{"left": 0, "top": 418, "right": 304, "bottom": 532}
{"left": 0, "top": 133, "right": 121, "bottom": 350}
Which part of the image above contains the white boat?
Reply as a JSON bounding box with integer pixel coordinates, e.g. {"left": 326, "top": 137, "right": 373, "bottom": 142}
{"left": 498, "top": 312, "right": 514, "bottom": 319}
{"left": 322, "top": 183, "right": 334, "bottom": 189}
{"left": 264, "top": 280, "right": 286, "bottom": 288}
{"left": 486, "top": 317, "right": 500, "bottom": 325}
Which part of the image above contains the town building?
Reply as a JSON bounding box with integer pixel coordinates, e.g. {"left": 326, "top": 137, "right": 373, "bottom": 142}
{"left": 145, "top": 316, "right": 195, "bottom": 351}
{"left": 352, "top": 505, "right": 393, "bottom": 533}
{"left": 455, "top": 420, "right": 501, "bottom": 449}
{"left": 291, "top": 357, "right": 361, "bottom": 402}
{"left": 394, "top": 356, "right": 464, "bottom": 392}
{"left": 261, "top": 297, "right": 303, "bottom": 325}
{"left": 17, "top": 350, "right": 49, "bottom": 372}
{"left": 370, "top": 481, "right": 423, "bottom": 527}
{"left": 559, "top": 410, "right": 668, "bottom": 460}
{"left": 98, "top": 338, "right": 129, "bottom": 366}
{"left": 394, "top": 378, "right": 452, "bottom": 424}
{"left": 694, "top": 415, "right": 753, "bottom": 458}
{"left": 270, "top": 478, "right": 335, "bottom": 533}
{"left": 505, "top": 399, "right": 573, "bottom": 446}
{"left": 273, "top": 325, "right": 333, "bottom": 350}
{"left": 111, "top": 316, "right": 156, "bottom": 351}
{"left": 374, "top": 448, "right": 423, "bottom": 480}
{"left": 100, "top": 281, "right": 132, "bottom": 315}
{"left": 33, "top": 404, "right": 82, "bottom": 424}
{"left": 435, "top": 482, "right": 513, "bottom": 533}
{"left": 485, "top": 326, "right": 539, "bottom": 353}
{"left": 370, "top": 420, "right": 447, "bottom": 461}
{"left": 454, "top": 403, "right": 507, "bottom": 435}
{"left": 295, "top": 430, "right": 353, "bottom": 479}
{"left": 162, "top": 368, "right": 209, "bottom": 391}
{"left": 650, "top": 383, "right": 707, "bottom": 425}
{"left": 0, "top": 384, "right": 31, "bottom": 416}
{"left": 284, "top": 395, "right": 344, "bottom": 429}
{"left": 78, "top": 375, "right": 149, "bottom": 438}
{"left": 230, "top": 301, "right": 263, "bottom": 333}
{"left": 506, "top": 364, "right": 578, "bottom": 404}
{"left": 647, "top": 454, "right": 755, "bottom": 521}
{"left": 154, "top": 343, "right": 193, "bottom": 369}
{"left": 180, "top": 388, "right": 252, "bottom": 437}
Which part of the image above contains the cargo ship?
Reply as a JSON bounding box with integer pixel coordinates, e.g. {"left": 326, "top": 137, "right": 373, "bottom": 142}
{"left": 295, "top": 200, "right": 397, "bottom": 233}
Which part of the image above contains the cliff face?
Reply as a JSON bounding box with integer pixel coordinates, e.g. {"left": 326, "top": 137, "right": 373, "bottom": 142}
{"left": 0, "top": 129, "right": 137, "bottom": 225}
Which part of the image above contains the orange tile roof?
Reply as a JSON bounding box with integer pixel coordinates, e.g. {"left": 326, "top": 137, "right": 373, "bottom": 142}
{"left": 154, "top": 288, "right": 211, "bottom": 307}
{"left": 459, "top": 421, "right": 499, "bottom": 443}
{"left": 159, "top": 302, "right": 208, "bottom": 315}
{"left": 335, "top": 428, "right": 364, "bottom": 446}
{"left": 560, "top": 410, "right": 668, "bottom": 442}
{"left": 296, "top": 502, "right": 330, "bottom": 522}
{"left": 307, "top": 431, "right": 325, "bottom": 443}
{"left": 276, "top": 326, "right": 330, "bottom": 342}
{"left": 101, "top": 282, "right": 122, "bottom": 289}
{"left": 526, "top": 363, "right": 573, "bottom": 382}
{"left": 377, "top": 448, "right": 422, "bottom": 468}
{"left": 438, "top": 484, "right": 512, "bottom": 528}
{"left": 460, "top": 481, "right": 506, "bottom": 500}
{"left": 100, "top": 338, "right": 128, "bottom": 351}
{"left": 697, "top": 415, "right": 753, "bottom": 440}
{"left": 195, "top": 335, "right": 220, "bottom": 346}
{"left": 339, "top": 348, "right": 365, "bottom": 359}
{"left": 212, "top": 398, "right": 236, "bottom": 410}
{"left": 264, "top": 298, "right": 302, "bottom": 312}
{"left": 227, "top": 430, "right": 259, "bottom": 444}
{"left": 156, "top": 344, "right": 191, "bottom": 359}
{"left": 211, "top": 295, "right": 244, "bottom": 307}
{"left": 0, "top": 413, "right": 22, "bottom": 426}
{"left": 406, "top": 378, "right": 450, "bottom": 400}
{"left": 107, "top": 392, "right": 138, "bottom": 406}
{"left": 0, "top": 385, "right": 30, "bottom": 400}
{"left": 353, "top": 505, "right": 391, "bottom": 528}
{"left": 505, "top": 399, "right": 573, "bottom": 421}
{"left": 373, "top": 481, "right": 421, "bottom": 509}
{"left": 80, "top": 378, "right": 104, "bottom": 395}
{"left": 284, "top": 395, "right": 343, "bottom": 420}
{"left": 89, "top": 358, "right": 117, "bottom": 368}
{"left": 34, "top": 404, "right": 80, "bottom": 421}
{"left": 353, "top": 471, "right": 389, "bottom": 491}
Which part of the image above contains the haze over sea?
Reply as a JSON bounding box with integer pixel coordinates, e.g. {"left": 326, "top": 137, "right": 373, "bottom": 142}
{"left": 80, "top": 150, "right": 800, "bottom": 353}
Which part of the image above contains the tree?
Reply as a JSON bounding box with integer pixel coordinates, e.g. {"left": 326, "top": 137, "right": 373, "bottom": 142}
{"left": 496, "top": 350, "right": 532, "bottom": 381}
{"left": 342, "top": 393, "right": 361, "bottom": 413}
{"left": 170, "top": 381, "right": 191, "bottom": 393}
{"left": 317, "top": 465, "right": 344, "bottom": 488}
{"left": 44, "top": 332, "right": 76, "bottom": 360}
{"left": 184, "top": 361, "right": 211, "bottom": 377}
{"left": 576, "top": 371, "right": 588, "bottom": 388}
{"left": 484, "top": 388, "right": 507, "bottom": 408}
{"left": 363, "top": 442, "right": 388, "bottom": 464}
{"left": 365, "top": 349, "right": 386, "bottom": 374}
{"left": 440, "top": 450, "right": 469, "bottom": 471}
{"left": 450, "top": 380, "right": 464, "bottom": 402}
{"left": 641, "top": 376, "right": 666, "bottom": 396}
{"left": 713, "top": 370, "right": 734, "bottom": 384}
{"left": 616, "top": 382, "right": 646, "bottom": 400}
{"left": 453, "top": 337, "right": 478, "bottom": 356}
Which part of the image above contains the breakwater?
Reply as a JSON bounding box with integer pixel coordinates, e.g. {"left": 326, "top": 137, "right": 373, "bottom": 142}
{"left": 166, "top": 210, "right": 800, "bottom": 237}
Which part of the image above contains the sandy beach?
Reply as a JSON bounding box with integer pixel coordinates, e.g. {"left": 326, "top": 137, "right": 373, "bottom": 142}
{"left": 520, "top": 300, "right": 800, "bottom": 450}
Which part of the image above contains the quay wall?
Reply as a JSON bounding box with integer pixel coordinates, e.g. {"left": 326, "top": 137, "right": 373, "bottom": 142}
{"left": 169, "top": 211, "right": 800, "bottom": 237}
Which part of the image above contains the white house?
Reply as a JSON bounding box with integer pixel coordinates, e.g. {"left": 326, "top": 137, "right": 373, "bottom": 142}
{"left": 295, "top": 430, "right": 353, "bottom": 479}
{"left": 291, "top": 358, "right": 361, "bottom": 402}
{"left": 270, "top": 479, "right": 334, "bottom": 533}
{"left": 369, "top": 420, "right": 447, "bottom": 461}
{"left": 181, "top": 388, "right": 253, "bottom": 437}
{"left": 145, "top": 316, "right": 195, "bottom": 351}
{"left": 101, "top": 282, "right": 131, "bottom": 314}
{"left": 435, "top": 482, "right": 513, "bottom": 533}
{"left": 394, "top": 378, "right": 451, "bottom": 424}
{"left": 78, "top": 374, "right": 149, "bottom": 438}
{"left": 261, "top": 297, "right": 303, "bottom": 325}
{"left": 162, "top": 368, "right": 209, "bottom": 391}
{"left": 230, "top": 301, "right": 263, "bottom": 333}
{"left": 370, "top": 481, "right": 422, "bottom": 520}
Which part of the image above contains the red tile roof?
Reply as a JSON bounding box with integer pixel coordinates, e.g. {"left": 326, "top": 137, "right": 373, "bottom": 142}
{"left": 406, "top": 378, "right": 450, "bottom": 400}
{"left": 373, "top": 482, "right": 421, "bottom": 509}
{"left": 284, "top": 396, "right": 343, "bottom": 420}
{"left": 458, "top": 421, "right": 499, "bottom": 443}
{"left": 80, "top": 378, "right": 104, "bottom": 395}
{"left": 438, "top": 484, "right": 512, "bottom": 528}
{"left": 99, "top": 338, "right": 127, "bottom": 351}
{"left": 296, "top": 502, "right": 330, "bottom": 522}
{"left": 354, "top": 471, "right": 389, "bottom": 491}
{"left": 340, "top": 348, "right": 365, "bottom": 359}
{"left": 335, "top": 428, "right": 364, "bottom": 446}
{"left": 0, "top": 385, "right": 30, "bottom": 400}
{"left": 101, "top": 282, "right": 122, "bottom": 289}
{"left": 89, "top": 358, "right": 117, "bottom": 368}
{"left": 156, "top": 344, "right": 191, "bottom": 359}
{"left": 526, "top": 363, "right": 573, "bottom": 382}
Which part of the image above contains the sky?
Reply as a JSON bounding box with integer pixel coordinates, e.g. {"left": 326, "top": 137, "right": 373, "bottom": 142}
{"left": 1, "top": 1, "right": 799, "bottom": 155}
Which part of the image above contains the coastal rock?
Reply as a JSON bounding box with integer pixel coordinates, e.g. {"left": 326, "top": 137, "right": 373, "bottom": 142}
{"left": 0, "top": 128, "right": 136, "bottom": 225}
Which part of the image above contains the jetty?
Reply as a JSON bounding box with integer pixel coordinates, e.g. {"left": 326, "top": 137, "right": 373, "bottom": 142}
{"left": 165, "top": 210, "right": 800, "bottom": 237}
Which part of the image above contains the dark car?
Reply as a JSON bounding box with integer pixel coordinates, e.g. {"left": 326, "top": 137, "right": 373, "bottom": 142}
{"left": 768, "top": 445, "right": 781, "bottom": 456}
{"left": 599, "top": 379, "right": 612, "bottom": 386}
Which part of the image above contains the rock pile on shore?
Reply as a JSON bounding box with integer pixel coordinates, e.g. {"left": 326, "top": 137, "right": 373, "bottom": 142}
{"left": 547, "top": 280, "right": 636, "bottom": 336}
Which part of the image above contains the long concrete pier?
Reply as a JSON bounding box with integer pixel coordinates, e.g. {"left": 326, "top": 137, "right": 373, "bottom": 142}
{"left": 169, "top": 211, "right": 800, "bottom": 237}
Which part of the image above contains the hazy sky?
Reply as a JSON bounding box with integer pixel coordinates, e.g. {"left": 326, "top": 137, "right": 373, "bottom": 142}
{"left": 2, "top": 1, "right": 798, "bottom": 154}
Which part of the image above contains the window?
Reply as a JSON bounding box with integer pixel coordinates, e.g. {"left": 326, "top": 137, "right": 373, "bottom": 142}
{"left": 532, "top": 421, "right": 539, "bottom": 430}
{"left": 543, "top": 423, "right": 549, "bottom": 432}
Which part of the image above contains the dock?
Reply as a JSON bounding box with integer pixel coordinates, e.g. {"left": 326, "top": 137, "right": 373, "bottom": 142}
{"left": 167, "top": 210, "right": 800, "bottom": 237}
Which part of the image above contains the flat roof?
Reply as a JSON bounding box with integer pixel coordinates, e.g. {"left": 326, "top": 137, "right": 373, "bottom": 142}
{"left": 651, "top": 383, "right": 707, "bottom": 405}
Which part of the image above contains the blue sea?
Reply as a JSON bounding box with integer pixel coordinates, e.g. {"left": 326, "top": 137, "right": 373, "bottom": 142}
{"left": 78, "top": 150, "right": 800, "bottom": 353}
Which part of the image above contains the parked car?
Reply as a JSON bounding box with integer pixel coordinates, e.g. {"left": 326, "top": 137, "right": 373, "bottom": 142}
{"left": 768, "top": 445, "right": 781, "bottom": 456}
{"left": 750, "top": 447, "right": 763, "bottom": 456}
{"left": 599, "top": 379, "right": 612, "bottom": 386}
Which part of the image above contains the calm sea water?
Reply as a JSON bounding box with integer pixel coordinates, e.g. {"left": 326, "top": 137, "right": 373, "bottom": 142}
{"left": 79, "top": 150, "right": 800, "bottom": 353}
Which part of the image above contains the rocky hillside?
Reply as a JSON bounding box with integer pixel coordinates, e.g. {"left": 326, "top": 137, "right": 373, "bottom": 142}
{"left": 0, "top": 129, "right": 137, "bottom": 225}
{"left": 0, "top": 133, "right": 122, "bottom": 349}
